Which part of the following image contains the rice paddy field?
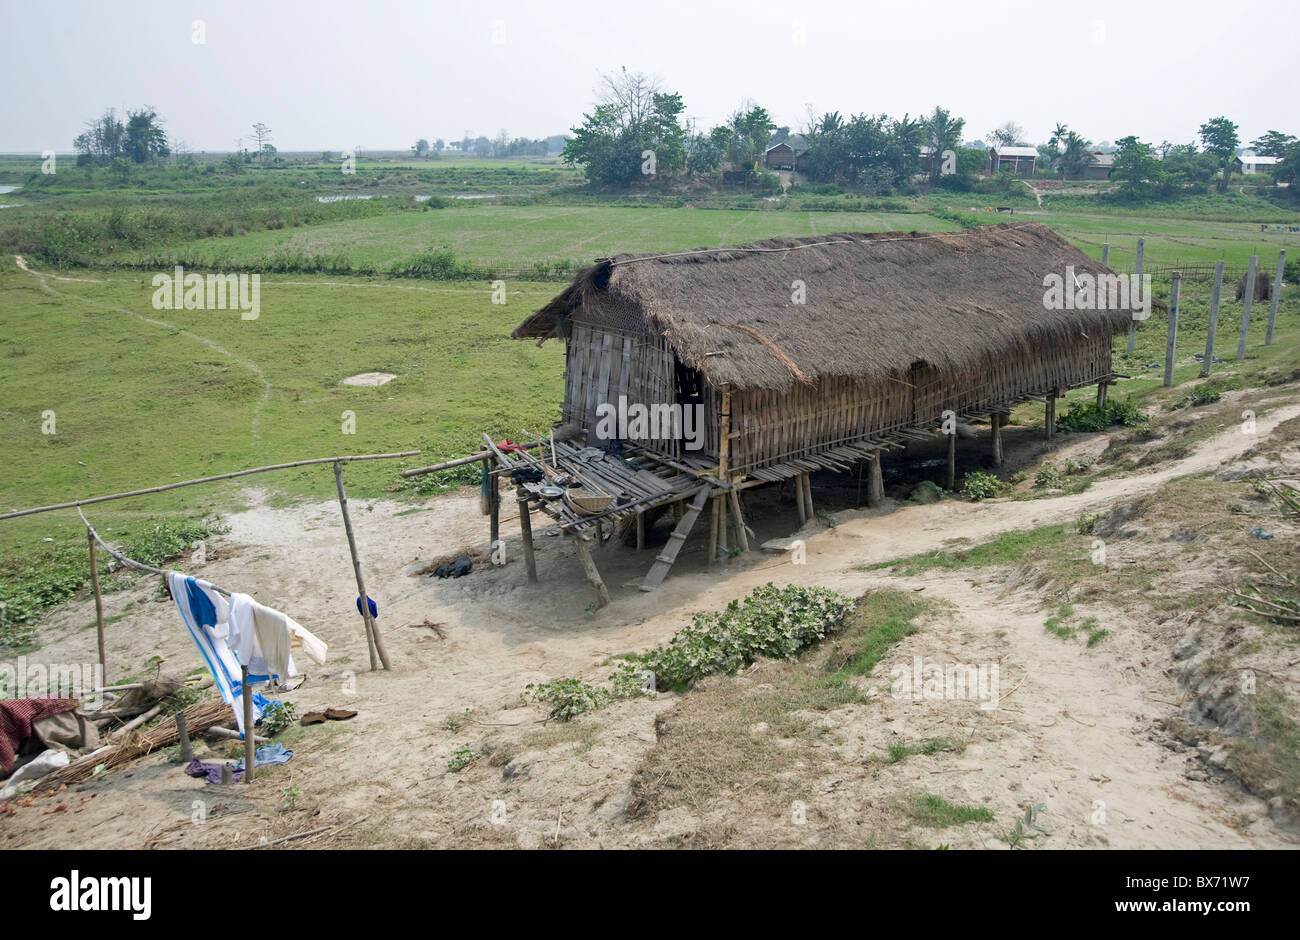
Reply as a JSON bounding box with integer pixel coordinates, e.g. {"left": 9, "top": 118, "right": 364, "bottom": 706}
{"left": 1, "top": 155, "right": 1298, "bottom": 613}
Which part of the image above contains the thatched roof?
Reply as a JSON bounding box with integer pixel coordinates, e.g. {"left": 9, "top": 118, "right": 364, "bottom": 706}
{"left": 513, "top": 223, "right": 1130, "bottom": 391}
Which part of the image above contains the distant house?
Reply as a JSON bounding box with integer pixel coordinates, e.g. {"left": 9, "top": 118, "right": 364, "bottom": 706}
{"left": 1234, "top": 152, "right": 1281, "bottom": 175}
{"left": 989, "top": 145, "right": 1037, "bottom": 176}
{"left": 1079, "top": 151, "right": 1115, "bottom": 181}
{"left": 765, "top": 142, "right": 796, "bottom": 171}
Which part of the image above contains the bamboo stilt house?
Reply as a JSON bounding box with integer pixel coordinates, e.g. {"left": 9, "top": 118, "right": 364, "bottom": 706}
{"left": 512, "top": 222, "right": 1133, "bottom": 482}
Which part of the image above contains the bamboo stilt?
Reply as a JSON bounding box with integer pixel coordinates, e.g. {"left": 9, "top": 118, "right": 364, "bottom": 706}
{"left": 516, "top": 488, "right": 538, "bottom": 584}
{"left": 88, "top": 529, "right": 106, "bottom": 673}
{"left": 572, "top": 535, "right": 610, "bottom": 608}
{"left": 333, "top": 461, "right": 389, "bottom": 671}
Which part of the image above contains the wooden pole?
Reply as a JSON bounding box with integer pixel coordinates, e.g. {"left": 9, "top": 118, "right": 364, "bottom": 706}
{"left": 867, "top": 454, "right": 885, "bottom": 506}
{"left": 488, "top": 466, "right": 500, "bottom": 549}
{"left": 1165, "top": 272, "right": 1181, "bottom": 387}
{"left": 635, "top": 509, "right": 645, "bottom": 551}
{"left": 868, "top": 455, "right": 889, "bottom": 507}
{"left": 1266, "top": 249, "right": 1286, "bottom": 346}
{"left": 87, "top": 529, "right": 106, "bottom": 674}
{"left": 515, "top": 489, "right": 538, "bottom": 584}
{"left": 1101, "top": 242, "right": 1110, "bottom": 268}
{"left": 1045, "top": 394, "right": 1056, "bottom": 439}
{"left": 718, "top": 492, "right": 729, "bottom": 556}
{"left": 3, "top": 451, "right": 421, "bottom": 521}
{"left": 708, "top": 495, "right": 720, "bottom": 565}
{"left": 945, "top": 427, "right": 956, "bottom": 491}
{"left": 802, "top": 473, "right": 815, "bottom": 521}
{"left": 333, "top": 461, "right": 389, "bottom": 671}
{"left": 990, "top": 414, "right": 1003, "bottom": 467}
{"left": 1095, "top": 382, "right": 1108, "bottom": 408}
{"left": 1237, "top": 255, "right": 1258, "bottom": 360}
{"left": 728, "top": 489, "right": 749, "bottom": 553}
{"left": 176, "top": 712, "right": 194, "bottom": 764}
{"left": 1126, "top": 238, "right": 1144, "bottom": 355}
{"left": 241, "top": 667, "right": 254, "bottom": 784}
{"left": 572, "top": 535, "right": 610, "bottom": 608}
{"left": 1204, "top": 259, "right": 1224, "bottom": 376}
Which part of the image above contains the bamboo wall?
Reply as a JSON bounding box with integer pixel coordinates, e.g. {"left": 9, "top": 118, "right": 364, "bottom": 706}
{"left": 561, "top": 320, "right": 1113, "bottom": 475}
{"left": 726, "top": 331, "right": 1114, "bottom": 474}
{"left": 563, "top": 323, "right": 720, "bottom": 460}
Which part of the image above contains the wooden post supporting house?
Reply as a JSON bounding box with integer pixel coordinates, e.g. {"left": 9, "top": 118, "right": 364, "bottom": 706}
{"left": 1164, "top": 272, "right": 1181, "bottom": 387}
{"left": 1266, "top": 250, "right": 1286, "bottom": 346}
{"left": 1237, "top": 255, "right": 1258, "bottom": 360}
{"left": 1045, "top": 392, "right": 1057, "bottom": 439}
{"left": 1126, "top": 238, "right": 1144, "bottom": 355}
{"left": 728, "top": 489, "right": 750, "bottom": 552}
{"left": 488, "top": 465, "right": 500, "bottom": 550}
{"left": 867, "top": 453, "right": 885, "bottom": 506}
{"left": 515, "top": 488, "right": 538, "bottom": 584}
{"left": 990, "top": 415, "right": 1003, "bottom": 468}
{"left": 333, "top": 461, "right": 390, "bottom": 671}
{"left": 945, "top": 428, "right": 956, "bottom": 491}
{"left": 1204, "top": 260, "right": 1224, "bottom": 376}
{"left": 572, "top": 534, "right": 610, "bottom": 608}
{"left": 87, "top": 529, "right": 106, "bottom": 674}
{"left": 708, "top": 495, "right": 720, "bottom": 565}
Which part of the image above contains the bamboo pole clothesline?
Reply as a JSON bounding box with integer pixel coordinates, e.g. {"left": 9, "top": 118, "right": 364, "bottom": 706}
{"left": 0, "top": 451, "right": 420, "bottom": 520}
{"left": 5, "top": 450, "right": 418, "bottom": 779}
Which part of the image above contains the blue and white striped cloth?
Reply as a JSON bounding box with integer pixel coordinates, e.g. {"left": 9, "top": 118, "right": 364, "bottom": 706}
{"left": 168, "top": 572, "right": 275, "bottom": 737}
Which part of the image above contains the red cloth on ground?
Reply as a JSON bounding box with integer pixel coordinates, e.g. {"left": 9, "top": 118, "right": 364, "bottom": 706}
{"left": 0, "top": 698, "right": 78, "bottom": 776}
{"left": 497, "top": 439, "right": 528, "bottom": 454}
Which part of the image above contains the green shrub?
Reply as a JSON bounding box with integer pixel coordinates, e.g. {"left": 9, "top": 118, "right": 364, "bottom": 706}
{"left": 625, "top": 583, "right": 856, "bottom": 692}
{"left": 1056, "top": 397, "right": 1147, "bottom": 433}
{"left": 960, "top": 471, "right": 1005, "bottom": 501}
{"left": 447, "top": 744, "right": 479, "bottom": 771}
{"left": 525, "top": 678, "right": 610, "bottom": 722}
{"left": 1034, "top": 462, "right": 1063, "bottom": 489}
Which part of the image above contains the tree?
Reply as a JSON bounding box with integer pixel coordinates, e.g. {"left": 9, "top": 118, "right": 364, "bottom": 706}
{"left": 434, "top": 138, "right": 445, "bottom": 152}
{"left": 1059, "top": 131, "right": 1094, "bottom": 179}
{"left": 1250, "top": 130, "right": 1297, "bottom": 158}
{"left": 1274, "top": 139, "right": 1300, "bottom": 188}
{"left": 1162, "top": 144, "right": 1216, "bottom": 188}
{"left": 251, "top": 123, "right": 273, "bottom": 165}
{"left": 1198, "top": 116, "right": 1238, "bottom": 192}
{"left": 412, "top": 139, "right": 430, "bottom": 158}
{"left": 685, "top": 128, "right": 722, "bottom": 175}
{"left": 1110, "top": 136, "right": 1164, "bottom": 198}
{"left": 989, "top": 121, "right": 1025, "bottom": 147}
{"left": 562, "top": 68, "right": 688, "bottom": 185}
{"left": 73, "top": 109, "right": 125, "bottom": 165}
{"left": 124, "top": 108, "right": 168, "bottom": 163}
{"left": 923, "top": 106, "right": 964, "bottom": 182}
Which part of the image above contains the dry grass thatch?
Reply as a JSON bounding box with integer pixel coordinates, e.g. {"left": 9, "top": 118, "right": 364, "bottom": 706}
{"left": 514, "top": 223, "right": 1132, "bottom": 391}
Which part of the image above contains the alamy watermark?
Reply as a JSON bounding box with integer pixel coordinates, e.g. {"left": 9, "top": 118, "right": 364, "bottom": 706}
{"left": 152, "top": 266, "right": 260, "bottom": 320}
{"left": 1043, "top": 266, "right": 1151, "bottom": 320}
{"left": 891, "top": 656, "right": 1000, "bottom": 710}
{"left": 1, "top": 657, "right": 104, "bottom": 709}
{"left": 594, "top": 395, "right": 705, "bottom": 451}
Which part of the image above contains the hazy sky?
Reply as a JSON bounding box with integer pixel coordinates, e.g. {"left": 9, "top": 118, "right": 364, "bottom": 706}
{"left": 3, "top": 0, "right": 1295, "bottom": 153}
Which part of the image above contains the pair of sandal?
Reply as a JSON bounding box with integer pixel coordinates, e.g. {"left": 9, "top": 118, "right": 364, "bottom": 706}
{"left": 299, "top": 707, "right": 357, "bottom": 725}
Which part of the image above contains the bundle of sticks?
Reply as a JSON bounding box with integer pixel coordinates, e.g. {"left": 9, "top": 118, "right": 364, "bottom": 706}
{"left": 44, "top": 698, "right": 235, "bottom": 788}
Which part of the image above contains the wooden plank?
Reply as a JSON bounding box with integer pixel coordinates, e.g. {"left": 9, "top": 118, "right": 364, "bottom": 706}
{"left": 641, "top": 488, "right": 710, "bottom": 590}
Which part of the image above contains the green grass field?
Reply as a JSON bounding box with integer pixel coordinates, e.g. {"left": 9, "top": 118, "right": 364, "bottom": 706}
{"left": 1, "top": 158, "right": 1298, "bottom": 637}
{"left": 134, "top": 204, "right": 954, "bottom": 272}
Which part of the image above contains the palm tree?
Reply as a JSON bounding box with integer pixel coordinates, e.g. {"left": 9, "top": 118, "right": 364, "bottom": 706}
{"left": 924, "top": 106, "right": 964, "bottom": 181}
